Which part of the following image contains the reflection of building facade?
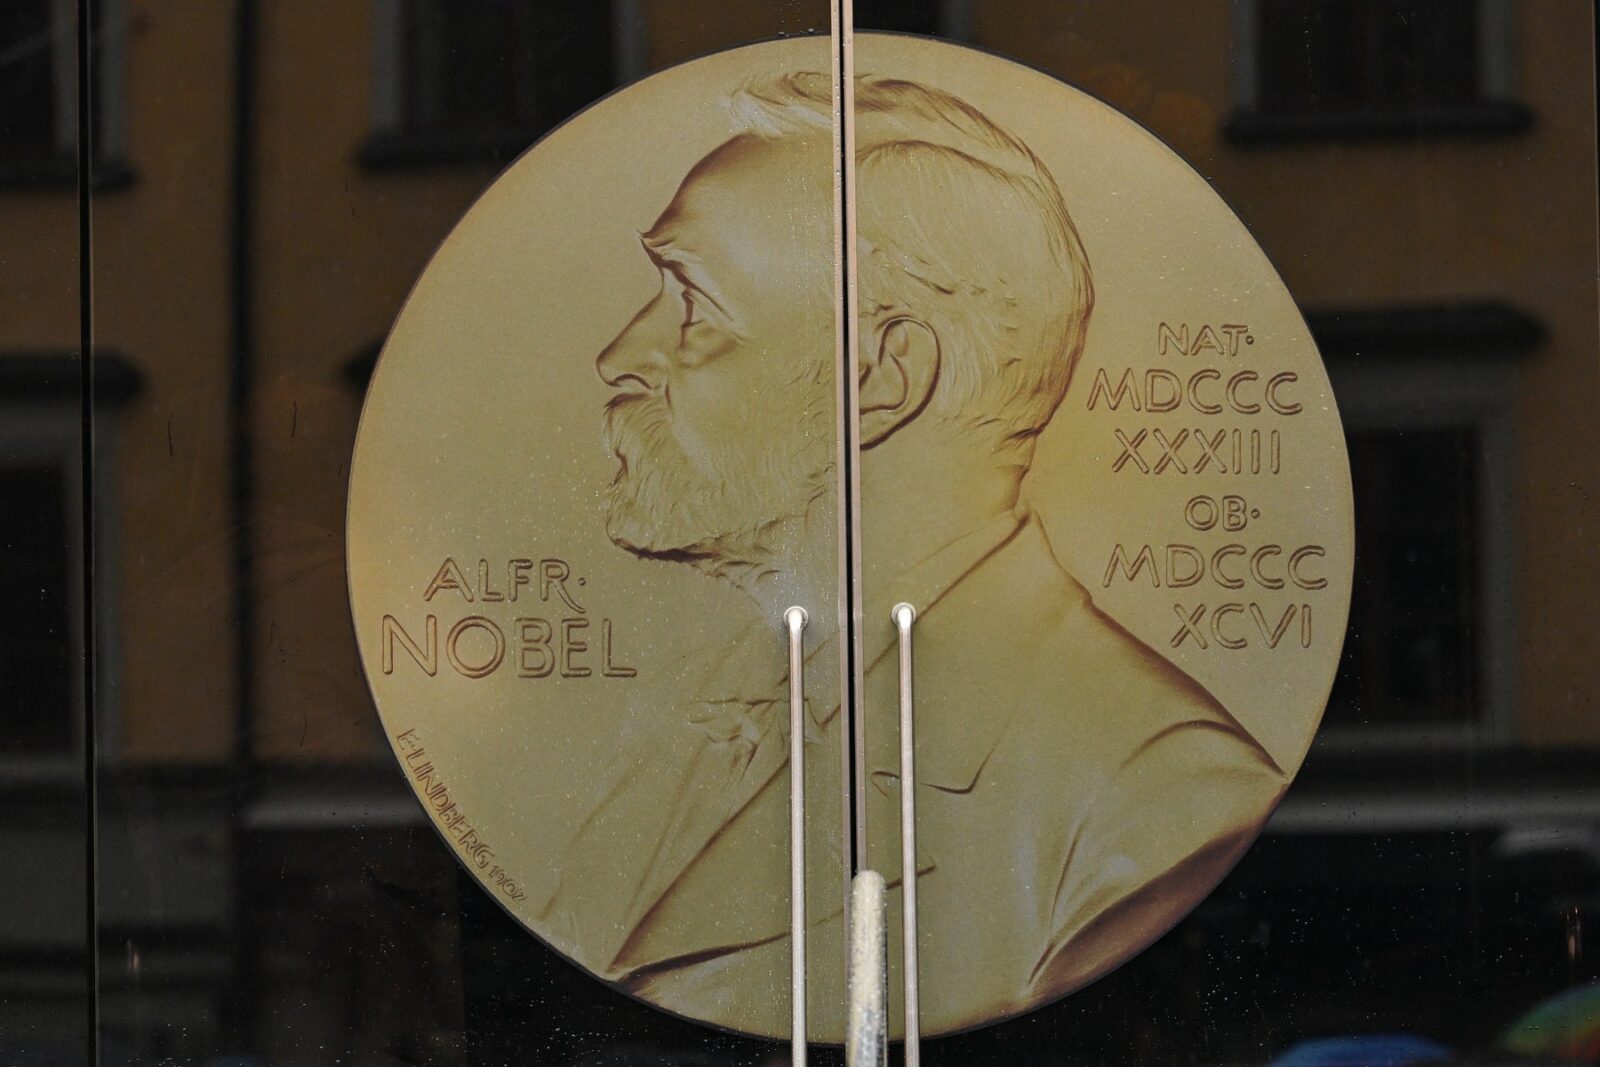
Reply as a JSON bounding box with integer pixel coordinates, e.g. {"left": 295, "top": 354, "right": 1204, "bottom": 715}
{"left": 0, "top": 1, "right": 1595, "bottom": 1062}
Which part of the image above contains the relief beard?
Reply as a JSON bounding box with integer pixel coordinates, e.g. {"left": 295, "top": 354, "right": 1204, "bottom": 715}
{"left": 601, "top": 395, "right": 832, "bottom": 564}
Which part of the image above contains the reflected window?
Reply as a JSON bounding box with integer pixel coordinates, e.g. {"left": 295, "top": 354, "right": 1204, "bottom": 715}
{"left": 1262, "top": 1, "right": 1481, "bottom": 116}
{"left": 0, "top": 0, "right": 128, "bottom": 187}
{"left": 0, "top": 0, "right": 74, "bottom": 175}
{"left": 405, "top": 0, "right": 612, "bottom": 139}
{"left": 1331, "top": 426, "right": 1481, "bottom": 728}
{"left": 0, "top": 464, "right": 74, "bottom": 756}
{"left": 1316, "top": 303, "right": 1535, "bottom": 740}
{"left": 366, "top": 0, "right": 616, "bottom": 166}
{"left": 855, "top": 0, "right": 943, "bottom": 35}
{"left": 1229, "top": 0, "right": 1530, "bottom": 140}
{"left": 855, "top": 0, "right": 974, "bottom": 37}
{"left": 0, "top": 354, "right": 138, "bottom": 766}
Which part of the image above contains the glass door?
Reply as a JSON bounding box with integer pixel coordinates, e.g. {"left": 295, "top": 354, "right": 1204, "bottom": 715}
{"left": 0, "top": 1, "right": 1594, "bottom": 1064}
{"left": 81, "top": 3, "right": 846, "bottom": 1064}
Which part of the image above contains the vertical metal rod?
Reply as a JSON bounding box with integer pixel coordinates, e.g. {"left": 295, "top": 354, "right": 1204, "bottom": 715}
{"left": 893, "top": 603, "right": 920, "bottom": 1066}
{"left": 838, "top": 0, "right": 866, "bottom": 883}
{"left": 74, "top": 0, "right": 99, "bottom": 1061}
{"left": 830, "top": 0, "right": 866, "bottom": 911}
{"left": 785, "top": 606, "right": 809, "bottom": 1066}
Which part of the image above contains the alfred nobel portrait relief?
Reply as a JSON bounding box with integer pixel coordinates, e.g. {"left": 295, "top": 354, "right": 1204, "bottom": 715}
{"left": 532, "top": 73, "right": 1287, "bottom": 1038}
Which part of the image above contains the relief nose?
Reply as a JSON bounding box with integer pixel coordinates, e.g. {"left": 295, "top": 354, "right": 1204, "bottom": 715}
{"left": 597, "top": 295, "right": 673, "bottom": 392}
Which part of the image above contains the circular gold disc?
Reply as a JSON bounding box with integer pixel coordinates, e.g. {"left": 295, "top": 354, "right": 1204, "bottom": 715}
{"left": 348, "top": 34, "right": 1353, "bottom": 1041}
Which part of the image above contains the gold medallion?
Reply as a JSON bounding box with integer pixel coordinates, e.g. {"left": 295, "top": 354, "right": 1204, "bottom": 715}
{"left": 348, "top": 34, "right": 1353, "bottom": 1041}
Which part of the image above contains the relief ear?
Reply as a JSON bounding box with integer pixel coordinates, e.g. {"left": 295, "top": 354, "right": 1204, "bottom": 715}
{"left": 859, "top": 316, "right": 940, "bottom": 447}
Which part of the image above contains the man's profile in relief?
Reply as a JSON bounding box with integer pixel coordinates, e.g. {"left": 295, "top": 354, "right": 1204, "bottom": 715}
{"left": 533, "top": 72, "right": 1286, "bottom": 1038}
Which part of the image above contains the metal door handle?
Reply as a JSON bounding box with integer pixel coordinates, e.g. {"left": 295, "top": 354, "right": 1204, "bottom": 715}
{"left": 784, "top": 606, "right": 810, "bottom": 1065}
{"left": 893, "top": 603, "right": 921, "bottom": 1066}
{"left": 807, "top": 601, "right": 919, "bottom": 1065}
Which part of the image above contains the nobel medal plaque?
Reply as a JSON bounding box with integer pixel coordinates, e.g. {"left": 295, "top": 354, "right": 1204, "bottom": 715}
{"left": 347, "top": 34, "right": 1355, "bottom": 1040}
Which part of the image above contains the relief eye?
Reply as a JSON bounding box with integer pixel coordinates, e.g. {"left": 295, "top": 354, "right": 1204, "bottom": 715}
{"left": 680, "top": 289, "right": 705, "bottom": 331}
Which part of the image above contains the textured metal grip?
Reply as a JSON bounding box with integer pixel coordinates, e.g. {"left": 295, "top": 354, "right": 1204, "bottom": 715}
{"left": 785, "top": 606, "right": 809, "bottom": 1065}
{"left": 847, "top": 870, "right": 888, "bottom": 1067}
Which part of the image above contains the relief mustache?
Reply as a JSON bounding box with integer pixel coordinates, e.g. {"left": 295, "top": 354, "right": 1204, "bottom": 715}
{"left": 602, "top": 392, "right": 675, "bottom": 463}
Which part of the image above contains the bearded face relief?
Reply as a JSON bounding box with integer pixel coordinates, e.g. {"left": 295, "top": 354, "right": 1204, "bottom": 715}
{"left": 596, "top": 134, "right": 837, "bottom": 566}
{"left": 599, "top": 373, "right": 835, "bottom": 564}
